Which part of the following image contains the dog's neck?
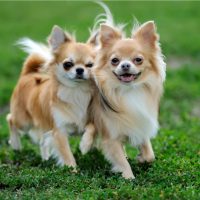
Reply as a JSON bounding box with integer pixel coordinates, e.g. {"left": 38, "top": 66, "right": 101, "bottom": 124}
{"left": 94, "top": 69, "right": 162, "bottom": 115}
{"left": 50, "top": 74, "right": 92, "bottom": 103}
{"left": 50, "top": 75, "right": 92, "bottom": 132}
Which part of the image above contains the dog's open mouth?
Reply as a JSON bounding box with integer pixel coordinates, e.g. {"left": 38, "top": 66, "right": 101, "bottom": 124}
{"left": 114, "top": 72, "right": 142, "bottom": 83}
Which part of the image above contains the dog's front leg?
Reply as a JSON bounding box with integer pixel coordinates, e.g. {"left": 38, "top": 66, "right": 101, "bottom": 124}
{"left": 53, "top": 128, "right": 77, "bottom": 169}
{"left": 102, "top": 138, "right": 135, "bottom": 179}
{"left": 137, "top": 139, "right": 155, "bottom": 163}
{"left": 80, "top": 122, "right": 96, "bottom": 155}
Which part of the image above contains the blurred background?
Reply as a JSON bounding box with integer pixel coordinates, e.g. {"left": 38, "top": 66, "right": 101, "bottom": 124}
{"left": 0, "top": 1, "right": 199, "bottom": 106}
{"left": 0, "top": 1, "right": 199, "bottom": 199}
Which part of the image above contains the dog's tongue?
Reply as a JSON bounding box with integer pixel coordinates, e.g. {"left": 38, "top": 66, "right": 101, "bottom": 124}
{"left": 120, "top": 74, "right": 134, "bottom": 82}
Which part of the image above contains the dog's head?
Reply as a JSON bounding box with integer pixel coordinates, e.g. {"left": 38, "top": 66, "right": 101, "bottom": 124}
{"left": 95, "top": 21, "right": 165, "bottom": 87}
{"left": 49, "top": 25, "right": 97, "bottom": 86}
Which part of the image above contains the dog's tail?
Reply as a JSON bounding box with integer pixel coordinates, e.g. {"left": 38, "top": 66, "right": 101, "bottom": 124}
{"left": 17, "top": 38, "right": 53, "bottom": 75}
{"left": 20, "top": 54, "right": 46, "bottom": 75}
{"left": 90, "top": 1, "right": 126, "bottom": 37}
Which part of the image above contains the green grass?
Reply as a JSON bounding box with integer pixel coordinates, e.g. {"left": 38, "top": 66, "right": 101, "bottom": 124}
{"left": 0, "top": 1, "right": 199, "bottom": 199}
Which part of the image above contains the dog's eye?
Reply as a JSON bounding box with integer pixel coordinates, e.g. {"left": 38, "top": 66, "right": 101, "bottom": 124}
{"left": 85, "top": 63, "right": 93, "bottom": 68}
{"left": 63, "top": 61, "right": 74, "bottom": 69}
{"left": 111, "top": 58, "right": 120, "bottom": 66}
{"left": 133, "top": 57, "right": 143, "bottom": 65}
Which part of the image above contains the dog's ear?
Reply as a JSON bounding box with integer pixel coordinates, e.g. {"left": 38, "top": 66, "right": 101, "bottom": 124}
{"left": 100, "top": 24, "right": 121, "bottom": 47}
{"left": 133, "top": 21, "right": 158, "bottom": 48}
{"left": 48, "top": 25, "right": 71, "bottom": 51}
{"left": 87, "top": 31, "right": 99, "bottom": 47}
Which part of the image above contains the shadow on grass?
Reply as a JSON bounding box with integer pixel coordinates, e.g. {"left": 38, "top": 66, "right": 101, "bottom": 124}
{"left": 0, "top": 136, "right": 155, "bottom": 182}
{"left": 75, "top": 147, "right": 154, "bottom": 179}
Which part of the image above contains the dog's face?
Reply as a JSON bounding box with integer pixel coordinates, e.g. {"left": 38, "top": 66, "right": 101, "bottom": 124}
{"left": 49, "top": 26, "right": 96, "bottom": 85}
{"left": 55, "top": 42, "right": 95, "bottom": 83}
{"left": 97, "top": 22, "right": 160, "bottom": 86}
{"left": 108, "top": 39, "right": 150, "bottom": 83}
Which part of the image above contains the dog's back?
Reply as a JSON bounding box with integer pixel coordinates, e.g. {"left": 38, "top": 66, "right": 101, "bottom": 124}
{"left": 7, "top": 53, "right": 53, "bottom": 149}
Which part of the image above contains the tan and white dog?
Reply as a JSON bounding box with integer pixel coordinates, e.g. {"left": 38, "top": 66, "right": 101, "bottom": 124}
{"left": 81, "top": 11, "right": 166, "bottom": 178}
{"left": 7, "top": 25, "right": 97, "bottom": 168}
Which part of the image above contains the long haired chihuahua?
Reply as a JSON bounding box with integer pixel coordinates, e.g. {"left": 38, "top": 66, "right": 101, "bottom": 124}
{"left": 81, "top": 6, "right": 166, "bottom": 179}
{"left": 7, "top": 25, "right": 97, "bottom": 168}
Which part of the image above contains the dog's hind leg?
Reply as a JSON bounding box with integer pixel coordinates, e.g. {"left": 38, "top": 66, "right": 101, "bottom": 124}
{"left": 6, "top": 113, "right": 22, "bottom": 150}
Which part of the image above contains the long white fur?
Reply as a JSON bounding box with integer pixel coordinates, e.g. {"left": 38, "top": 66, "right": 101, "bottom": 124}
{"left": 53, "top": 83, "right": 92, "bottom": 134}
{"left": 102, "top": 83, "right": 159, "bottom": 146}
{"left": 17, "top": 38, "right": 53, "bottom": 63}
{"left": 92, "top": 1, "right": 115, "bottom": 30}
{"left": 90, "top": 1, "right": 126, "bottom": 39}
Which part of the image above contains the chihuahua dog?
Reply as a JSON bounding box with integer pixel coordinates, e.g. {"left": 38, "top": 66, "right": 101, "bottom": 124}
{"left": 7, "top": 25, "right": 97, "bottom": 168}
{"left": 81, "top": 9, "right": 166, "bottom": 178}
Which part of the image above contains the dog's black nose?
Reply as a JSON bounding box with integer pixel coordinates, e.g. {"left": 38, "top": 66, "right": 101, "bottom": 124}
{"left": 121, "top": 63, "right": 130, "bottom": 71}
{"left": 76, "top": 68, "right": 84, "bottom": 75}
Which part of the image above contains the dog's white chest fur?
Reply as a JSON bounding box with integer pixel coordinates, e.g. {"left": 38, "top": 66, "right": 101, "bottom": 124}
{"left": 102, "top": 86, "right": 158, "bottom": 146}
{"left": 52, "top": 84, "right": 91, "bottom": 133}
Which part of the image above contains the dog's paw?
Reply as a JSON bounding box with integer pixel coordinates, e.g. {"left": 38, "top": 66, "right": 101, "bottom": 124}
{"left": 40, "top": 146, "right": 50, "bottom": 161}
{"left": 122, "top": 170, "right": 135, "bottom": 180}
{"left": 71, "top": 167, "right": 78, "bottom": 173}
{"left": 112, "top": 166, "right": 135, "bottom": 180}
{"left": 9, "top": 137, "right": 22, "bottom": 150}
{"left": 136, "top": 153, "right": 155, "bottom": 163}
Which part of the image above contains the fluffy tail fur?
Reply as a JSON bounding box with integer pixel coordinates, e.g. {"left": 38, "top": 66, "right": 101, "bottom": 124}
{"left": 90, "top": 1, "right": 126, "bottom": 37}
{"left": 21, "top": 54, "right": 45, "bottom": 75}
{"left": 17, "top": 38, "right": 53, "bottom": 75}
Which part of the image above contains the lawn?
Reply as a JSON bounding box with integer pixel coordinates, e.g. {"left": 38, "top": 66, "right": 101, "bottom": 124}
{"left": 0, "top": 1, "right": 199, "bottom": 199}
